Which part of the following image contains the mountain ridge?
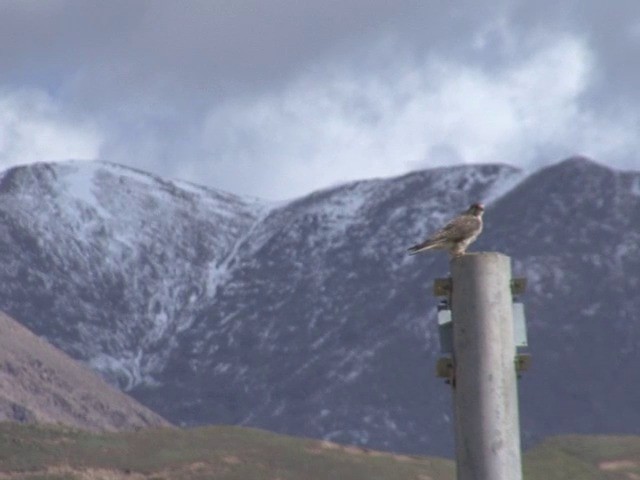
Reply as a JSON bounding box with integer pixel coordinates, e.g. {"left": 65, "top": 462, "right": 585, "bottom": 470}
{"left": 0, "top": 157, "right": 638, "bottom": 456}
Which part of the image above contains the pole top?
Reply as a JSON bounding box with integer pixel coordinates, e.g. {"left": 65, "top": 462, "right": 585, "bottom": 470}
{"left": 450, "top": 251, "right": 511, "bottom": 262}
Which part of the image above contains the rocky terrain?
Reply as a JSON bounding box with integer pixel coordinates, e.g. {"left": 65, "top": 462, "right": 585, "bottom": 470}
{"left": 0, "top": 311, "right": 168, "bottom": 430}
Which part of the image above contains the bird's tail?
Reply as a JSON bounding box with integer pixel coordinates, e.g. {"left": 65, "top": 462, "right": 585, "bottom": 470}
{"left": 407, "top": 241, "right": 438, "bottom": 255}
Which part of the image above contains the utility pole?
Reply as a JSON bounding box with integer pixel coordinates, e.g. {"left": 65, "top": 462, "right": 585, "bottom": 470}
{"left": 434, "top": 252, "right": 527, "bottom": 480}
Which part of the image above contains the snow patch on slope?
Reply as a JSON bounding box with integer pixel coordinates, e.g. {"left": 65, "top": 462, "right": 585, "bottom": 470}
{"left": 206, "top": 205, "right": 275, "bottom": 299}
{"left": 0, "top": 159, "right": 271, "bottom": 390}
{"left": 481, "top": 167, "right": 526, "bottom": 204}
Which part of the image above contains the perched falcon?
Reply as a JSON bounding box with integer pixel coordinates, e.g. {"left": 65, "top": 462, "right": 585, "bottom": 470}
{"left": 407, "top": 203, "right": 485, "bottom": 257}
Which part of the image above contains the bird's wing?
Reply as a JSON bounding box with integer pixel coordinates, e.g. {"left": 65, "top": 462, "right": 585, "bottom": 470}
{"left": 429, "top": 215, "right": 480, "bottom": 242}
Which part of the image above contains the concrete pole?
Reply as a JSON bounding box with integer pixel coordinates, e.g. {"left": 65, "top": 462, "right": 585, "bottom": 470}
{"left": 450, "top": 252, "right": 522, "bottom": 480}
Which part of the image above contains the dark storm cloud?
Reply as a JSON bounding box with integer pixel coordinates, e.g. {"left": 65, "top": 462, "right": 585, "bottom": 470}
{"left": 1, "top": 1, "right": 639, "bottom": 198}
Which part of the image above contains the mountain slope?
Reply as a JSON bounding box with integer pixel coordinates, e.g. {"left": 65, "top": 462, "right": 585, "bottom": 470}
{"left": 0, "top": 311, "right": 168, "bottom": 430}
{"left": 478, "top": 157, "right": 640, "bottom": 445}
{"left": 130, "top": 163, "right": 522, "bottom": 452}
{"left": 0, "top": 160, "right": 268, "bottom": 389}
{"left": 0, "top": 157, "right": 639, "bottom": 456}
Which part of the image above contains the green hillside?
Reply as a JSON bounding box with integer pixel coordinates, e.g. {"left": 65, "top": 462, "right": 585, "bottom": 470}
{"left": 0, "top": 422, "right": 454, "bottom": 479}
{"left": 0, "top": 423, "right": 638, "bottom": 479}
{"left": 524, "top": 434, "right": 640, "bottom": 480}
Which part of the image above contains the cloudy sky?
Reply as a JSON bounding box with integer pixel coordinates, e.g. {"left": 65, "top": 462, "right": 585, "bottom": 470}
{"left": 1, "top": 1, "right": 639, "bottom": 199}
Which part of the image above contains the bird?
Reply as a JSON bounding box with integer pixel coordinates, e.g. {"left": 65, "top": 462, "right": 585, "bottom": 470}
{"left": 407, "top": 203, "right": 485, "bottom": 257}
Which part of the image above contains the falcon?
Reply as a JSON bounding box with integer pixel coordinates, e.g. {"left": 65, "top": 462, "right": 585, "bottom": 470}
{"left": 407, "top": 203, "right": 485, "bottom": 257}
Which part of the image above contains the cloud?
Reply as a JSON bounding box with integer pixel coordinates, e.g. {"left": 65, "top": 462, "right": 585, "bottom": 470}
{"left": 1, "top": 2, "right": 640, "bottom": 199}
{"left": 0, "top": 89, "right": 102, "bottom": 169}
{"left": 194, "top": 35, "right": 639, "bottom": 199}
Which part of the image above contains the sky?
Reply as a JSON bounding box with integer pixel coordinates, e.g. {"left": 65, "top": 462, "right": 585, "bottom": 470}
{"left": 1, "top": 1, "right": 640, "bottom": 200}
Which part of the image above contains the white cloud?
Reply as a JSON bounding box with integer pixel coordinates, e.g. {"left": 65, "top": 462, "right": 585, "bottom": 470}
{"left": 3, "top": 3, "right": 640, "bottom": 199}
{"left": 0, "top": 89, "right": 103, "bottom": 169}
{"left": 199, "top": 34, "right": 639, "bottom": 199}
{"left": 2, "top": 31, "right": 637, "bottom": 200}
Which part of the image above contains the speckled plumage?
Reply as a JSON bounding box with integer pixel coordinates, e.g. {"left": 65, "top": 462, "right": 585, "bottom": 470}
{"left": 408, "top": 203, "right": 484, "bottom": 257}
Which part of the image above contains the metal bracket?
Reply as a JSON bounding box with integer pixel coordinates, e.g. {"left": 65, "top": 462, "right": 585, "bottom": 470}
{"left": 511, "top": 278, "right": 527, "bottom": 295}
{"left": 436, "top": 277, "right": 526, "bottom": 296}
{"left": 433, "top": 278, "right": 452, "bottom": 297}
{"left": 436, "top": 357, "right": 455, "bottom": 385}
{"left": 515, "top": 353, "right": 531, "bottom": 374}
{"left": 433, "top": 276, "right": 530, "bottom": 382}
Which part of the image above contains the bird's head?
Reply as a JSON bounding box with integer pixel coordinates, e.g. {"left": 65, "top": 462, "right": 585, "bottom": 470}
{"left": 467, "top": 203, "right": 485, "bottom": 216}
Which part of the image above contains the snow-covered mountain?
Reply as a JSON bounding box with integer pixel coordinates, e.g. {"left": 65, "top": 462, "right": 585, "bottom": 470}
{"left": 0, "top": 157, "right": 638, "bottom": 456}
{"left": 0, "top": 161, "right": 267, "bottom": 389}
